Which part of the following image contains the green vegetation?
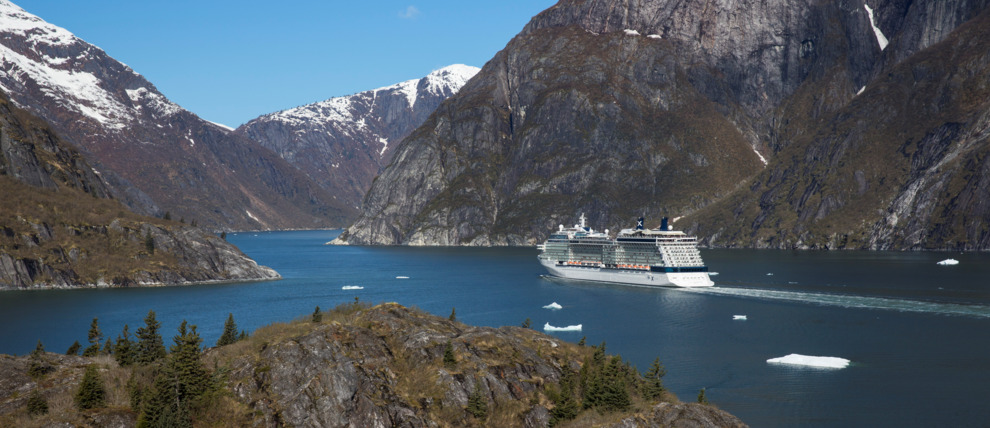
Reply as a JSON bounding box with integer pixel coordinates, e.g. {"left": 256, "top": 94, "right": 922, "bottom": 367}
{"left": 82, "top": 318, "right": 103, "bottom": 357}
{"left": 65, "top": 341, "right": 80, "bottom": 356}
{"left": 311, "top": 305, "right": 323, "bottom": 323}
{"left": 216, "top": 313, "right": 239, "bottom": 347}
{"left": 135, "top": 310, "right": 166, "bottom": 364}
{"left": 74, "top": 365, "right": 106, "bottom": 410}
{"left": 25, "top": 389, "right": 48, "bottom": 416}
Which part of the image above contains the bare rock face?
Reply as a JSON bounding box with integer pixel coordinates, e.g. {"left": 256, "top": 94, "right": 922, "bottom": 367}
{"left": 237, "top": 65, "right": 479, "bottom": 211}
{"left": 339, "top": 0, "right": 990, "bottom": 250}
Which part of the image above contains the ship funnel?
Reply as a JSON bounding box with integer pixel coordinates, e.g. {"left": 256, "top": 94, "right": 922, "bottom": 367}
{"left": 660, "top": 217, "right": 669, "bottom": 231}
{"left": 636, "top": 217, "right": 645, "bottom": 230}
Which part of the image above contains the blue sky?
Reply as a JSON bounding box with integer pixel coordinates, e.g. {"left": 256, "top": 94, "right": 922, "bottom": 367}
{"left": 15, "top": 0, "right": 557, "bottom": 127}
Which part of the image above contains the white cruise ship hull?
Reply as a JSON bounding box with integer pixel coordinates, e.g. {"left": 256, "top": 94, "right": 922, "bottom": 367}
{"left": 539, "top": 259, "right": 714, "bottom": 288}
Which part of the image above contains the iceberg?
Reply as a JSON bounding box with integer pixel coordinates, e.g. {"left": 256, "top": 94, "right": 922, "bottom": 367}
{"left": 543, "top": 323, "right": 582, "bottom": 332}
{"left": 937, "top": 259, "right": 959, "bottom": 266}
{"left": 767, "top": 354, "right": 849, "bottom": 369}
{"left": 395, "top": 276, "right": 410, "bottom": 279}
{"left": 543, "top": 302, "right": 563, "bottom": 310}
{"left": 733, "top": 315, "right": 747, "bottom": 320}
{"left": 341, "top": 285, "right": 363, "bottom": 290}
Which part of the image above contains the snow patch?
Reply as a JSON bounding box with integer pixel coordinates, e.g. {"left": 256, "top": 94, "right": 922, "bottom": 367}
{"left": 753, "top": 147, "right": 768, "bottom": 165}
{"left": 544, "top": 323, "right": 582, "bottom": 332}
{"left": 542, "top": 302, "right": 563, "bottom": 310}
{"left": 857, "top": 86, "right": 866, "bottom": 96}
{"left": 864, "top": 4, "right": 889, "bottom": 50}
{"left": 378, "top": 137, "right": 389, "bottom": 156}
{"left": 937, "top": 258, "right": 959, "bottom": 266}
{"left": 341, "top": 285, "right": 364, "bottom": 290}
{"left": 647, "top": 34, "right": 662, "bottom": 39}
{"left": 623, "top": 29, "right": 641, "bottom": 36}
{"left": 767, "top": 354, "right": 849, "bottom": 368}
{"left": 245, "top": 210, "right": 260, "bottom": 223}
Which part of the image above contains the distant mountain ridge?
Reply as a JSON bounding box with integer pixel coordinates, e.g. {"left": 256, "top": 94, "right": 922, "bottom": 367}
{"left": 236, "top": 65, "right": 479, "bottom": 210}
{"left": 0, "top": 0, "right": 354, "bottom": 230}
{"left": 335, "top": 0, "right": 990, "bottom": 250}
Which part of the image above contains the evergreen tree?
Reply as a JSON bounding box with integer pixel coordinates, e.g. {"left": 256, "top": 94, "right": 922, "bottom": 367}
{"left": 443, "top": 340, "right": 456, "bottom": 368}
{"left": 466, "top": 380, "right": 488, "bottom": 419}
{"left": 312, "top": 306, "right": 322, "bottom": 323}
{"left": 549, "top": 368, "right": 579, "bottom": 425}
{"left": 144, "top": 231, "right": 155, "bottom": 255}
{"left": 449, "top": 307, "right": 457, "bottom": 322}
{"left": 577, "top": 336, "right": 586, "bottom": 346}
{"left": 697, "top": 388, "right": 709, "bottom": 405}
{"left": 102, "top": 338, "right": 114, "bottom": 355}
{"left": 28, "top": 340, "right": 53, "bottom": 378}
{"left": 75, "top": 364, "right": 107, "bottom": 410}
{"left": 216, "top": 313, "right": 239, "bottom": 347}
{"left": 642, "top": 357, "right": 667, "bottom": 400}
{"left": 140, "top": 321, "right": 209, "bottom": 427}
{"left": 163, "top": 211, "right": 171, "bottom": 221}
{"left": 220, "top": 231, "right": 227, "bottom": 240}
{"left": 83, "top": 318, "right": 103, "bottom": 357}
{"left": 115, "top": 325, "right": 136, "bottom": 366}
{"left": 238, "top": 330, "right": 249, "bottom": 341}
{"left": 136, "top": 310, "right": 166, "bottom": 364}
{"left": 521, "top": 318, "right": 532, "bottom": 329}
{"left": 26, "top": 388, "right": 48, "bottom": 415}
{"left": 66, "top": 340, "right": 81, "bottom": 355}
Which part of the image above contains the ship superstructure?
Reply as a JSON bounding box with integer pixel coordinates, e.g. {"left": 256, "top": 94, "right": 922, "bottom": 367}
{"left": 537, "top": 215, "right": 714, "bottom": 288}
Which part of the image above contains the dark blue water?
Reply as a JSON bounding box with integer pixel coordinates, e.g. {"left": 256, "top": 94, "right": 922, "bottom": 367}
{"left": 2, "top": 230, "right": 989, "bottom": 427}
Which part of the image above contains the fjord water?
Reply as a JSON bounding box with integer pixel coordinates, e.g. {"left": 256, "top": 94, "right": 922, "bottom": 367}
{"left": 2, "top": 230, "right": 989, "bottom": 426}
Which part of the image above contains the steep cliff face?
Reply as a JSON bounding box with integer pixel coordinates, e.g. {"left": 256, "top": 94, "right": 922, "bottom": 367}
{"left": 687, "top": 6, "right": 990, "bottom": 250}
{"left": 0, "top": 1, "right": 353, "bottom": 230}
{"left": 339, "top": 0, "right": 990, "bottom": 249}
{"left": 236, "top": 65, "right": 479, "bottom": 210}
{"left": 0, "top": 90, "right": 279, "bottom": 289}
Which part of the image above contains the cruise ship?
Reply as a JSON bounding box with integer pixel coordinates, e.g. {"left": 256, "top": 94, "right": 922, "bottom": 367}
{"left": 537, "top": 214, "right": 714, "bottom": 288}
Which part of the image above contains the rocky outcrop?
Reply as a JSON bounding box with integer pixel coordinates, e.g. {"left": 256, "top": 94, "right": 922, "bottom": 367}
{"left": 216, "top": 303, "right": 747, "bottom": 427}
{"left": 0, "top": 90, "right": 279, "bottom": 289}
{"left": 338, "top": 0, "right": 990, "bottom": 250}
{"left": 0, "top": 1, "right": 353, "bottom": 230}
{"left": 237, "top": 65, "right": 479, "bottom": 210}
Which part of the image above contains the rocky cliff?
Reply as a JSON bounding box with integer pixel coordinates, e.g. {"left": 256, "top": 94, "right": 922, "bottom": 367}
{"left": 0, "top": 303, "right": 747, "bottom": 427}
{"left": 0, "top": 1, "right": 354, "bottom": 230}
{"left": 236, "top": 65, "right": 479, "bottom": 211}
{"left": 0, "top": 90, "right": 279, "bottom": 289}
{"left": 335, "top": 0, "right": 990, "bottom": 250}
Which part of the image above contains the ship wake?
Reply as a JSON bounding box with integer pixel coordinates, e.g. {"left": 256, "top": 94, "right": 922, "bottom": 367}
{"left": 684, "top": 286, "right": 990, "bottom": 319}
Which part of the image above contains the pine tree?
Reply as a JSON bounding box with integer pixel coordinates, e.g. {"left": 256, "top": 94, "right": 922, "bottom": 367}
{"left": 577, "top": 336, "right": 586, "bottom": 346}
{"left": 136, "top": 310, "right": 166, "bottom": 364}
{"left": 697, "top": 388, "right": 709, "bottom": 405}
{"left": 521, "top": 318, "right": 532, "bottom": 329}
{"left": 115, "top": 325, "right": 136, "bottom": 366}
{"left": 216, "top": 313, "right": 239, "bottom": 347}
{"left": 102, "top": 338, "right": 114, "bottom": 355}
{"left": 443, "top": 340, "right": 456, "bottom": 368}
{"left": 66, "top": 340, "right": 81, "bottom": 355}
{"left": 140, "top": 321, "right": 209, "bottom": 427}
{"left": 549, "top": 368, "right": 579, "bottom": 425}
{"left": 312, "top": 306, "right": 322, "bottom": 323}
{"left": 449, "top": 307, "right": 457, "bottom": 322}
{"left": 642, "top": 357, "right": 667, "bottom": 400}
{"left": 75, "top": 364, "right": 107, "bottom": 410}
{"left": 28, "top": 340, "right": 52, "bottom": 378}
{"left": 26, "top": 388, "right": 48, "bottom": 415}
{"left": 83, "top": 318, "right": 103, "bottom": 357}
{"left": 466, "top": 380, "right": 488, "bottom": 419}
{"left": 238, "top": 330, "right": 249, "bottom": 341}
{"left": 144, "top": 231, "right": 155, "bottom": 255}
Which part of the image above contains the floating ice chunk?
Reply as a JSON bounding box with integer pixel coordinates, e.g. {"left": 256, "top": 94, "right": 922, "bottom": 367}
{"left": 709, "top": 272, "right": 719, "bottom": 276}
{"left": 543, "top": 302, "right": 563, "bottom": 310}
{"left": 937, "top": 259, "right": 959, "bottom": 266}
{"left": 733, "top": 315, "right": 747, "bottom": 320}
{"left": 767, "top": 354, "right": 849, "bottom": 368}
{"left": 395, "top": 276, "right": 410, "bottom": 279}
{"left": 544, "top": 323, "right": 582, "bottom": 332}
{"left": 342, "top": 285, "right": 364, "bottom": 290}
{"left": 766, "top": 273, "right": 774, "bottom": 276}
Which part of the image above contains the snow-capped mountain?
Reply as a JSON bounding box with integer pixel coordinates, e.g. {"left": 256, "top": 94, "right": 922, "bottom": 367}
{"left": 0, "top": 0, "right": 354, "bottom": 229}
{"left": 236, "top": 65, "right": 479, "bottom": 210}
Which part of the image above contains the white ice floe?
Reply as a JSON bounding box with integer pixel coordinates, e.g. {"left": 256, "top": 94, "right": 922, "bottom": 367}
{"left": 395, "top": 276, "right": 410, "bottom": 279}
{"left": 543, "top": 302, "right": 563, "bottom": 310}
{"left": 767, "top": 354, "right": 849, "bottom": 368}
{"left": 544, "top": 323, "right": 582, "bottom": 332}
{"left": 766, "top": 273, "right": 774, "bottom": 276}
{"left": 733, "top": 315, "right": 747, "bottom": 320}
{"left": 341, "top": 285, "right": 364, "bottom": 290}
{"left": 937, "top": 259, "right": 959, "bottom": 266}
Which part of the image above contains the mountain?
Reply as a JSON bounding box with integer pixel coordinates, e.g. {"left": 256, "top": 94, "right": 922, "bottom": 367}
{"left": 335, "top": 0, "right": 990, "bottom": 249}
{"left": 236, "top": 65, "right": 480, "bottom": 211}
{"left": 0, "top": 0, "right": 354, "bottom": 230}
{"left": 0, "top": 89, "right": 279, "bottom": 289}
